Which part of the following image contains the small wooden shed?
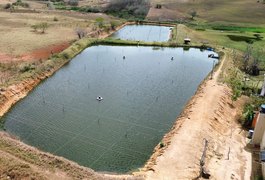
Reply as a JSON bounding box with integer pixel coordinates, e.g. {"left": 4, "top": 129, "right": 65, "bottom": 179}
{"left": 184, "top": 38, "right": 191, "bottom": 44}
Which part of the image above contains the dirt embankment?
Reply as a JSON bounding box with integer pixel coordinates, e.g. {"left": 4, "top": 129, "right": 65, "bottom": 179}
{"left": 0, "top": 42, "right": 71, "bottom": 63}
{"left": 0, "top": 131, "right": 141, "bottom": 180}
{"left": 141, "top": 49, "right": 251, "bottom": 179}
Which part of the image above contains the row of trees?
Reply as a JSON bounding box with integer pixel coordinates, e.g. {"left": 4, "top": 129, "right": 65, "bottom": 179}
{"left": 4, "top": 0, "right": 30, "bottom": 9}
{"left": 104, "top": 0, "right": 150, "bottom": 19}
{"left": 75, "top": 19, "right": 119, "bottom": 39}
{"left": 30, "top": 17, "right": 118, "bottom": 39}
{"left": 242, "top": 44, "right": 264, "bottom": 76}
{"left": 45, "top": 0, "right": 79, "bottom": 6}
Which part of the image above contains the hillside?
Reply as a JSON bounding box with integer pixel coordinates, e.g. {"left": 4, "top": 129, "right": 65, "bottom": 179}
{"left": 148, "top": 0, "right": 265, "bottom": 25}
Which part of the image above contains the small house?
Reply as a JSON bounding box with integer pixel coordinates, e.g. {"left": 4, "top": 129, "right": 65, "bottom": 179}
{"left": 184, "top": 38, "right": 191, "bottom": 44}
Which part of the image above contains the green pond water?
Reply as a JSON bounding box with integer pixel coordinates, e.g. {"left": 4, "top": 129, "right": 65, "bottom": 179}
{"left": 110, "top": 25, "right": 172, "bottom": 42}
{"left": 1, "top": 45, "right": 217, "bottom": 173}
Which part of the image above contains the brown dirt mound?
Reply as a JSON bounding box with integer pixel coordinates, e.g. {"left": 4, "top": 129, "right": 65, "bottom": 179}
{"left": 0, "top": 42, "right": 70, "bottom": 63}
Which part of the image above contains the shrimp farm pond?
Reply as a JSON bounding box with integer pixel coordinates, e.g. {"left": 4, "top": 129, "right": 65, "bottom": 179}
{"left": 1, "top": 45, "right": 218, "bottom": 173}
{"left": 110, "top": 24, "right": 172, "bottom": 42}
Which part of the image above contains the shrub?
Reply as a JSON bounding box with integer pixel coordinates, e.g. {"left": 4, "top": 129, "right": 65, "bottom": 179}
{"left": 53, "top": 17, "right": 59, "bottom": 21}
{"left": 155, "top": 4, "right": 162, "bottom": 9}
{"left": 50, "top": 0, "right": 64, "bottom": 2}
{"left": 159, "top": 142, "right": 165, "bottom": 148}
{"left": 104, "top": 0, "right": 150, "bottom": 19}
{"left": 110, "top": 21, "right": 118, "bottom": 30}
{"left": 241, "top": 104, "right": 254, "bottom": 126}
{"left": 62, "top": 52, "right": 69, "bottom": 59}
{"left": 195, "top": 27, "right": 206, "bottom": 31}
{"left": 31, "top": 22, "right": 49, "bottom": 33}
{"left": 12, "top": 0, "right": 30, "bottom": 8}
{"left": 4, "top": 3, "right": 12, "bottom": 9}
{"left": 39, "top": 22, "right": 48, "bottom": 33}
{"left": 31, "top": 24, "right": 38, "bottom": 32}
{"left": 44, "top": 60, "right": 55, "bottom": 71}
{"left": 75, "top": 28, "right": 87, "bottom": 39}
{"left": 22, "top": 2, "right": 29, "bottom": 8}
{"left": 95, "top": 17, "right": 104, "bottom": 28}
{"left": 103, "top": 25, "right": 111, "bottom": 33}
{"left": 47, "top": 1, "right": 55, "bottom": 10}
{"left": 51, "top": 54, "right": 60, "bottom": 59}
{"left": 82, "top": 7, "right": 100, "bottom": 13}
{"left": 254, "top": 33, "right": 263, "bottom": 40}
{"left": 68, "top": 0, "right": 79, "bottom": 6}
{"left": 189, "top": 10, "right": 197, "bottom": 20}
{"left": 226, "top": 69, "right": 243, "bottom": 105}
{"left": 19, "top": 63, "right": 35, "bottom": 73}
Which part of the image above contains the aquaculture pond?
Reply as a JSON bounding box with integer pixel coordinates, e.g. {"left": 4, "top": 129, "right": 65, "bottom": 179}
{"left": 1, "top": 45, "right": 218, "bottom": 173}
{"left": 110, "top": 24, "right": 172, "bottom": 42}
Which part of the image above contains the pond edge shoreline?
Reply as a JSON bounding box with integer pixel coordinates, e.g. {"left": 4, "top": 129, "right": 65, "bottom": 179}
{"left": 0, "top": 21, "right": 219, "bottom": 178}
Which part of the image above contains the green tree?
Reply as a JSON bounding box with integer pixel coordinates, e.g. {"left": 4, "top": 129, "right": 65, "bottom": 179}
{"left": 75, "top": 28, "right": 86, "bottom": 39}
{"left": 227, "top": 69, "right": 243, "bottom": 105}
{"left": 110, "top": 21, "right": 118, "bottom": 30}
{"left": 242, "top": 44, "right": 253, "bottom": 72}
{"left": 68, "top": 0, "right": 79, "bottom": 6}
{"left": 95, "top": 17, "right": 104, "bottom": 29}
{"left": 189, "top": 10, "right": 197, "bottom": 20}
{"left": 30, "top": 22, "right": 49, "bottom": 33}
{"left": 31, "top": 24, "right": 38, "bottom": 32}
{"left": 254, "top": 33, "right": 263, "bottom": 40}
{"left": 39, "top": 22, "right": 48, "bottom": 33}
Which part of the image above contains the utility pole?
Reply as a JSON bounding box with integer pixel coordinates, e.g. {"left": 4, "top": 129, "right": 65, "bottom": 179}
{"left": 210, "top": 60, "right": 215, "bottom": 79}
{"left": 260, "top": 74, "right": 265, "bottom": 96}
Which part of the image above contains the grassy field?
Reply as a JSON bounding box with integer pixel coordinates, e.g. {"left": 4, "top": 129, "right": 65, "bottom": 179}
{"left": 149, "top": 0, "right": 265, "bottom": 25}
{"left": 148, "top": 0, "right": 265, "bottom": 73}
{"left": 173, "top": 23, "right": 265, "bottom": 64}
{"left": 0, "top": 10, "right": 120, "bottom": 56}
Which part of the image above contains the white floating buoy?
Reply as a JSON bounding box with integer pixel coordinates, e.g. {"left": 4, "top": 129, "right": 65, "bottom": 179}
{"left": 96, "top": 96, "right": 103, "bottom": 101}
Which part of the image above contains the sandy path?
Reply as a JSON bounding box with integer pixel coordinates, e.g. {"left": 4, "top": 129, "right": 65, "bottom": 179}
{"left": 143, "top": 50, "right": 251, "bottom": 179}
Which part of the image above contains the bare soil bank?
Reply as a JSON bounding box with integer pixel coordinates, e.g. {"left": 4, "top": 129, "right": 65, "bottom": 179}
{"left": 0, "top": 132, "right": 141, "bottom": 180}
{"left": 141, "top": 49, "right": 251, "bottom": 179}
